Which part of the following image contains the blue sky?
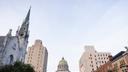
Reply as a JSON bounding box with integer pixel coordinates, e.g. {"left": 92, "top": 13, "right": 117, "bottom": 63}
{"left": 0, "top": 0, "right": 128, "bottom": 72}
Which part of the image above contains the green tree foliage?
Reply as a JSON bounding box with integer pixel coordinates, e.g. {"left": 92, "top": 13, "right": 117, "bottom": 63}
{"left": 0, "top": 61, "right": 35, "bottom": 72}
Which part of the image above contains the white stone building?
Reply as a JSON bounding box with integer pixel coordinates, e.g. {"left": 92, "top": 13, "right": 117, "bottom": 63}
{"left": 0, "top": 8, "right": 31, "bottom": 66}
{"left": 79, "top": 45, "right": 111, "bottom": 72}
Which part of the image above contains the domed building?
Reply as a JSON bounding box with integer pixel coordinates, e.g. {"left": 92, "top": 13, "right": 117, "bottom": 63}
{"left": 56, "top": 57, "right": 70, "bottom": 72}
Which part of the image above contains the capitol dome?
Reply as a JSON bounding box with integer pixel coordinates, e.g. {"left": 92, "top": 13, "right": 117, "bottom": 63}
{"left": 59, "top": 57, "right": 68, "bottom": 65}
{"left": 56, "top": 57, "right": 70, "bottom": 72}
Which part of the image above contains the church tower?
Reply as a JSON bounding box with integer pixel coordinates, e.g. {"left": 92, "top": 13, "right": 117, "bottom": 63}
{"left": 18, "top": 7, "right": 30, "bottom": 40}
{"left": 56, "top": 57, "right": 70, "bottom": 72}
{"left": 0, "top": 8, "right": 31, "bottom": 66}
{"left": 17, "top": 7, "right": 31, "bottom": 62}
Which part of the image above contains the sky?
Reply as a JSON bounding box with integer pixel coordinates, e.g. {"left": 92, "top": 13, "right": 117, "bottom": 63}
{"left": 0, "top": 0, "right": 128, "bottom": 72}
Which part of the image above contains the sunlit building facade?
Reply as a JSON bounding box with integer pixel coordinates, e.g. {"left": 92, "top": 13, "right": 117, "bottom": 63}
{"left": 25, "top": 40, "right": 48, "bottom": 72}
{"left": 79, "top": 45, "right": 111, "bottom": 72}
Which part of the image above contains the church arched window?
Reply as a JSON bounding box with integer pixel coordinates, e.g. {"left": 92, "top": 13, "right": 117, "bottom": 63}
{"left": 9, "top": 55, "right": 13, "bottom": 64}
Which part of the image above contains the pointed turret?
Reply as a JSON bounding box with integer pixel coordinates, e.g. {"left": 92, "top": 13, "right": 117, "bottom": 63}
{"left": 7, "top": 29, "right": 12, "bottom": 37}
{"left": 18, "top": 7, "right": 31, "bottom": 39}
{"left": 25, "top": 7, "right": 31, "bottom": 22}
{"left": 23, "top": 7, "right": 31, "bottom": 25}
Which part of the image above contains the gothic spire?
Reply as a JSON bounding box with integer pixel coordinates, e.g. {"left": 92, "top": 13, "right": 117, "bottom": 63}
{"left": 7, "top": 29, "right": 12, "bottom": 36}
{"left": 22, "top": 7, "right": 31, "bottom": 26}
{"left": 18, "top": 7, "right": 31, "bottom": 39}
{"left": 25, "top": 6, "right": 31, "bottom": 22}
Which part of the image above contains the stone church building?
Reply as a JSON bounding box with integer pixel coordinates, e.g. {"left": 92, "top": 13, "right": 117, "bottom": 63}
{"left": 0, "top": 8, "right": 31, "bottom": 66}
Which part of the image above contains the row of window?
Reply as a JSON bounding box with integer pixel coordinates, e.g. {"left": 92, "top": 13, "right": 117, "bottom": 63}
{"left": 90, "top": 54, "right": 109, "bottom": 57}
{"left": 27, "top": 60, "right": 32, "bottom": 63}
{"left": 29, "top": 50, "right": 43, "bottom": 56}
{"left": 28, "top": 55, "right": 42, "bottom": 61}
{"left": 27, "top": 60, "right": 42, "bottom": 66}
{"left": 89, "top": 57, "right": 109, "bottom": 60}
{"left": 90, "top": 61, "right": 107, "bottom": 66}
{"left": 30, "top": 47, "right": 42, "bottom": 51}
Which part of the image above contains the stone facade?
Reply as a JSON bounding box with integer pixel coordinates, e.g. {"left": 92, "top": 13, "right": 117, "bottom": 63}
{"left": 25, "top": 40, "right": 48, "bottom": 72}
{"left": 56, "top": 57, "right": 70, "bottom": 72}
{"left": 95, "top": 50, "right": 128, "bottom": 72}
{"left": 94, "top": 56, "right": 113, "bottom": 72}
{"left": 0, "top": 8, "right": 30, "bottom": 66}
{"left": 79, "top": 45, "right": 111, "bottom": 72}
{"left": 112, "top": 51, "right": 128, "bottom": 72}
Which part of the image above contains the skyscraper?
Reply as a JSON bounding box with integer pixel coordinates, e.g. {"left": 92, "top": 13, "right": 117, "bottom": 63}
{"left": 25, "top": 40, "right": 48, "bottom": 72}
{"left": 56, "top": 57, "right": 70, "bottom": 72}
{"left": 79, "top": 45, "right": 111, "bottom": 72}
{"left": 0, "top": 8, "right": 30, "bottom": 66}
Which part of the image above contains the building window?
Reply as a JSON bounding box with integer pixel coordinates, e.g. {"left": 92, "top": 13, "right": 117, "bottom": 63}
{"left": 38, "top": 53, "right": 40, "bottom": 56}
{"left": 95, "top": 55, "right": 96, "bottom": 57}
{"left": 9, "top": 55, "right": 13, "bottom": 64}
{"left": 90, "top": 54, "right": 92, "bottom": 56}
{"left": 89, "top": 57, "right": 92, "bottom": 59}
{"left": 12, "top": 43, "right": 16, "bottom": 50}
{"left": 92, "top": 68, "right": 94, "bottom": 71}
{"left": 113, "top": 63, "right": 118, "bottom": 72}
{"left": 120, "top": 60, "right": 126, "bottom": 68}
{"left": 29, "top": 54, "right": 30, "bottom": 56}
{"left": 40, "top": 47, "right": 42, "bottom": 50}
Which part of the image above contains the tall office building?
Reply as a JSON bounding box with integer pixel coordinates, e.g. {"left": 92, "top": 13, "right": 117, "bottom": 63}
{"left": 25, "top": 40, "right": 48, "bottom": 72}
{"left": 79, "top": 45, "right": 111, "bottom": 72}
